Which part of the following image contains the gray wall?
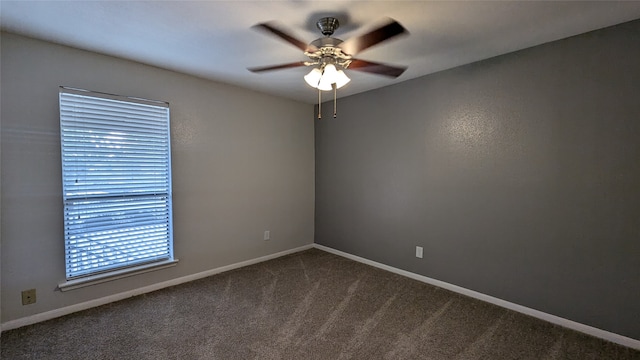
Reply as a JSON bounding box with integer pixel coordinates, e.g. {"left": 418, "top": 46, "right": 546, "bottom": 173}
{"left": 1, "top": 32, "right": 315, "bottom": 324}
{"left": 315, "top": 20, "right": 640, "bottom": 340}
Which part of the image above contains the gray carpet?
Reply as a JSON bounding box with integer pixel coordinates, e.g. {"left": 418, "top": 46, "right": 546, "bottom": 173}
{"left": 2, "top": 248, "right": 639, "bottom": 359}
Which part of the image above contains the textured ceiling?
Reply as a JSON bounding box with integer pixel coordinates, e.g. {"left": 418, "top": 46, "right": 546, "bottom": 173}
{"left": 2, "top": 1, "right": 640, "bottom": 104}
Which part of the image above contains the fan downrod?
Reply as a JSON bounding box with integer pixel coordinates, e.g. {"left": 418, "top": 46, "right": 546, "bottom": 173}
{"left": 316, "top": 17, "right": 339, "bottom": 36}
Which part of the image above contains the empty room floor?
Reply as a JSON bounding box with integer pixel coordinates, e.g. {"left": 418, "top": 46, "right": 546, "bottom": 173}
{"left": 2, "top": 249, "right": 638, "bottom": 359}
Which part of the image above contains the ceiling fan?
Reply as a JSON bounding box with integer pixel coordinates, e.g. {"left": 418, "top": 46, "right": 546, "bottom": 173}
{"left": 248, "top": 16, "right": 409, "bottom": 118}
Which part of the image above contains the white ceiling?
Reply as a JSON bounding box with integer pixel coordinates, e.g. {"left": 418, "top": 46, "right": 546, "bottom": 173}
{"left": 2, "top": 1, "right": 640, "bottom": 104}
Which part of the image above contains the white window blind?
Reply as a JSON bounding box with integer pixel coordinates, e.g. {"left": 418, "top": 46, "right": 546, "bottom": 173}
{"left": 59, "top": 89, "right": 174, "bottom": 280}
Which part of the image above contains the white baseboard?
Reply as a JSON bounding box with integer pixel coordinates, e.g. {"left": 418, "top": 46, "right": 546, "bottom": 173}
{"left": 3, "top": 242, "right": 638, "bottom": 350}
{"left": 0, "top": 244, "right": 314, "bottom": 332}
{"left": 312, "top": 244, "right": 640, "bottom": 350}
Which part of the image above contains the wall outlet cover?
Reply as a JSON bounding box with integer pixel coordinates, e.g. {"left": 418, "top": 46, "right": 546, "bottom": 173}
{"left": 22, "top": 289, "right": 36, "bottom": 305}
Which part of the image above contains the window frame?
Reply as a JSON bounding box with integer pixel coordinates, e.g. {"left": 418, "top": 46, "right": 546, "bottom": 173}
{"left": 58, "top": 87, "right": 177, "bottom": 290}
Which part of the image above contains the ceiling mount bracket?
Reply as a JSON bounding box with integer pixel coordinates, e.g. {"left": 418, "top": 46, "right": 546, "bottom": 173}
{"left": 316, "top": 17, "right": 339, "bottom": 37}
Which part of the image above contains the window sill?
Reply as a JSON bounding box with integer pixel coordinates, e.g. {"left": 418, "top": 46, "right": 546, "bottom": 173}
{"left": 58, "top": 259, "right": 179, "bottom": 292}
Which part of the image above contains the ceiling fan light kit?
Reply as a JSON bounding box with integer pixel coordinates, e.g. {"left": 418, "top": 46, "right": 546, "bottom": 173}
{"left": 249, "top": 16, "right": 408, "bottom": 118}
{"left": 304, "top": 64, "right": 351, "bottom": 91}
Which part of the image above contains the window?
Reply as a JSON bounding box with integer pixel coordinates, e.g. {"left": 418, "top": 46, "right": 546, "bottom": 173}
{"left": 59, "top": 87, "right": 174, "bottom": 281}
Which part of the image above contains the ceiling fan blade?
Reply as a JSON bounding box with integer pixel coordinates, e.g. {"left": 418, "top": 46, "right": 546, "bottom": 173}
{"left": 339, "top": 18, "right": 407, "bottom": 55}
{"left": 253, "top": 22, "right": 317, "bottom": 53}
{"left": 248, "top": 61, "right": 308, "bottom": 73}
{"left": 347, "top": 59, "right": 407, "bottom": 78}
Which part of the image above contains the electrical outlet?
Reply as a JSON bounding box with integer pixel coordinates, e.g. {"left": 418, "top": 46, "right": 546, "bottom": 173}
{"left": 415, "top": 246, "right": 423, "bottom": 259}
{"left": 22, "top": 289, "right": 36, "bottom": 305}
{"left": 264, "top": 230, "right": 270, "bottom": 241}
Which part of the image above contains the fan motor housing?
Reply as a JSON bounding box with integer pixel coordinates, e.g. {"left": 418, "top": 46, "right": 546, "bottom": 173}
{"left": 310, "top": 37, "right": 343, "bottom": 48}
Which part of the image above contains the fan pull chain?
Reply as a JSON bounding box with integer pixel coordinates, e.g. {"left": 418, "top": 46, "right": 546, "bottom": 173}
{"left": 333, "top": 83, "right": 337, "bottom": 118}
{"left": 318, "top": 88, "right": 322, "bottom": 119}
